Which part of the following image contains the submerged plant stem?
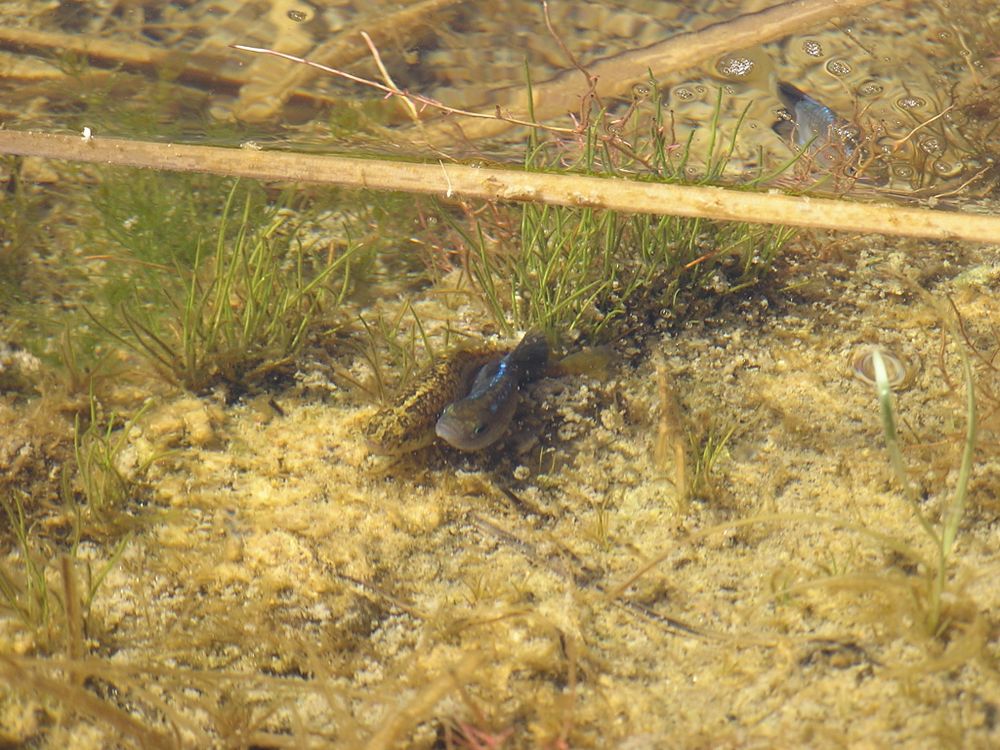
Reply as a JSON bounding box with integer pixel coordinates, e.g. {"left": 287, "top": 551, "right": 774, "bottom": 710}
{"left": 2, "top": 131, "right": 999, "bottom": 244}
{"left": 873, "top": 349, "right": 939, "bottom": 545}
{"left": 872, "top": 304, "right": 979, "bottom": 634}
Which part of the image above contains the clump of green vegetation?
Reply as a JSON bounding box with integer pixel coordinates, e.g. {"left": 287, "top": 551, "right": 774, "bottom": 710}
{"left": 0, "top": 488, "right": 127, "bottom": 651}
{"left": 457, "top": 86, "right": 796, "bottom": 341}
{"left": 687, "top": 422, "right": 738, "bottom": 504}
{"left": 356, "top": 302, "right": 444, "bottom": 403}
{"left": 89, "top": 179, "right": 362, "bottom": 392}
{"left": 72, "top": 393, "right": 160, "bottom": 522}
{"left": 0, "top": 156, "right": 41, "bottom": 295}
{"left": 89, "top": 169, "right": 236, "bottom": 270}
{"left": 0, "top": 492, "right": 55, "bottom": 637}
{"left": 1, "top": 391, "right": 144, "bottom": 648}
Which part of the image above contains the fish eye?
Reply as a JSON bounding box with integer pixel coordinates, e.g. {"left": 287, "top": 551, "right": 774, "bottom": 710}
{"left": 473, "top": 423, "right": 486, "bottom": 436}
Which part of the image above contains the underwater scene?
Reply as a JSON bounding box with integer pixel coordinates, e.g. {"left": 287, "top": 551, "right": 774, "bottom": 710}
{"left": 1, "top": 0, "right": 999, "bottom": 747}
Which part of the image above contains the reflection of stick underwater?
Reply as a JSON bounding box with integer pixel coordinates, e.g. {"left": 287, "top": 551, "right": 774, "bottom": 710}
{"left": 420, "top": 0, "right": 885, "bottom": 142}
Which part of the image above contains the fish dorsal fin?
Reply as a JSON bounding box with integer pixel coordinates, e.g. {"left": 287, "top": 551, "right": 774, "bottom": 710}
{"left": 509, "top": 330, "right": 550, "bottom": 383}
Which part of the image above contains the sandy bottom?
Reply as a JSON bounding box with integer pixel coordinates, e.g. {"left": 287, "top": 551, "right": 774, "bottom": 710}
{"left": 2, "top": 0, "right": 1000, "bottom": 747}
{"left": 3, "top": 230, "right": 998, "bottom": 749}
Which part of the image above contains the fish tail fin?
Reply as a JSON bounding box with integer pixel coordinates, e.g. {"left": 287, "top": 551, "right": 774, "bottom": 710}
{"left": 775, "top": 80, "right": 812, "bottom": 110}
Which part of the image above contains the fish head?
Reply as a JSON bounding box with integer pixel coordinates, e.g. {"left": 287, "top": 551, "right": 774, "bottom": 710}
{"left": 435, "top": 398, "right": 508, "bottom": 452}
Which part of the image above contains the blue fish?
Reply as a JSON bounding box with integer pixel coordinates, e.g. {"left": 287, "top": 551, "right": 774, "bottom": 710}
{"left": 773, "top": 81, "right": 858, "bottom": 164}
{"left": 435, "top": 331, "right": 549, "bottom": 452}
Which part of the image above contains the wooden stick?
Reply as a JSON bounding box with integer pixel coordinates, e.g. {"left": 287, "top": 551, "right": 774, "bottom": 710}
{"left": 1, "top": 130, "right": 997, "bottom": 244}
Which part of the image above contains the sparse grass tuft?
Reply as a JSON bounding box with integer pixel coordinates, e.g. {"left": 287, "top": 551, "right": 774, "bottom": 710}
{"left": 354, "top": 301, "right": 467, "bottom": 403}
{"left": 0, "top": 487, "right": 127, "bottom": 650}
{"left": 72, "top": 392, "right": 160, "bottom": 520}
{"left": 687, "top": 422, "right": 737, "bottom": 504}
{"left": 0, "top": 491, "right": 54, "bottom": 636}
{"left": 871, "top": 301, "right": 977, "bottom": 635}
{"left": 89, "top": 170, "right": 238, "bottom": 270}
{"left": 89, "top": 180, "right": 362, "bottom": 392}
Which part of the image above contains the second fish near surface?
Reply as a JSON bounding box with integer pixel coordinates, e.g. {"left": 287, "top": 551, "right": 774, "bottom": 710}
{"left": 773, "top": 80, "right": 861, "bottom": 173}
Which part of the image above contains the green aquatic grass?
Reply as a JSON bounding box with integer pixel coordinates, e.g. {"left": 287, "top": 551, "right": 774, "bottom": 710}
{"left": 0, "top": 156, "right": 41, "bottom": 295}
{"left": 459, "top": 85, "right": 797, "bottom": 341}
{"left": 872, "top": 313, "right": 977, "bottom": 635}
{"left": 73, "top": 393, "right": 161, "bottom": 519}
{"left": 355, "top": 302, "right": 469, "bottom": 404}
{"left": 357, "top": 302, "right": 435, "bottom": 403}
{"left": 90, "top": 181, "right": 362, "bottom": 392}
{"left": 0, "top": 488, "right": 127, "bottom": 649}
{"left": 0, "top": 492, "right": 53, "bottom": 635}
{"left": 90, "top": 170, "right": 239, "bottom": 270}
{"left": 687, "top": 422, "right": 738, "bottom": 504}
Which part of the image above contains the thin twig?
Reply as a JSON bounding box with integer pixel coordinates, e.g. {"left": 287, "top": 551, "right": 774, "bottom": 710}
{"left": 541, "top": 0, "right": 594, "bottom": 93}
{"left": 890, "top": 105, "right": 956, "bottom": 152}
{"left": 360, "top": 31, "right": 420, "bottom": 123}
{"left": 231, "top": 0, "right": 465, "bottom": 121}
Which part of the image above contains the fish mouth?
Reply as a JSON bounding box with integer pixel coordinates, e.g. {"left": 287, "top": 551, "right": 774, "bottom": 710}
{"left": 435, "top": 416, "right": 498, "bottom": 452}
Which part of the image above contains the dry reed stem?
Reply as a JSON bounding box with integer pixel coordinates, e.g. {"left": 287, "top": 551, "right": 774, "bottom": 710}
{"left": 0, "top": 26, "right": 174, "bottom": 70}
{"left": 2, "top": 130, "right": 998, "bottom": 244}
{"left": 425, "top": 0, "right": 885, "bottom": 142}
{"left": 0, "top": 49, "right": 68, "bottom": 82}
{"left": 0, "top": 26, "right": 332, "bottom": 109}
{"left": 654, "top": 355, "right": 687, "bottom": 502}
{"left": 231, "top": 43, "right": 579, "bottom": 136}
{"left": 59, "top": 555, "right": 83, "bottom": 664}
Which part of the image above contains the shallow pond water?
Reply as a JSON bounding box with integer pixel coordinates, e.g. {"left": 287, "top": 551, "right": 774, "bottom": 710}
{"left": 1, "top": 1, "right": 999, "bottom": 748}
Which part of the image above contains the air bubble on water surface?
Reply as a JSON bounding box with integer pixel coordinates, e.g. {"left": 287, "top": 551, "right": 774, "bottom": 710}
{"left": 825, "top": 59, "right": 852, "bottom": 77}
{"left": 802, "top": 40, "right": 823, "bottom": 57}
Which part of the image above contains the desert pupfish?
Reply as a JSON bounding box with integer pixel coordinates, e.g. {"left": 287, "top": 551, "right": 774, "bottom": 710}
{"left": 364, "top": 345, "right": 499, "bottom": 455}
{"left": 435, "top": 331, "right": 549, "bottom": 452}
{"left": 773, "top": 80, "right": 858, "bottom": 163}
